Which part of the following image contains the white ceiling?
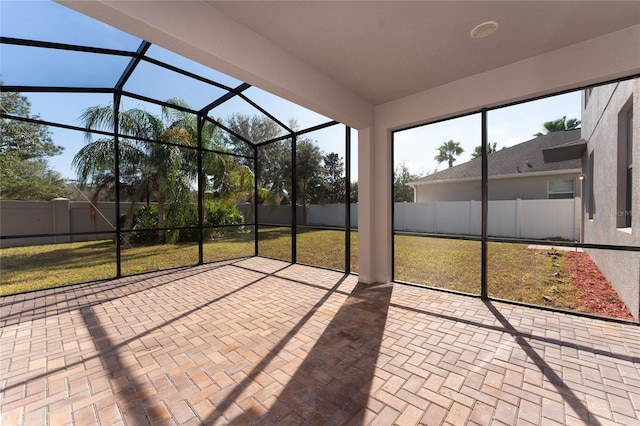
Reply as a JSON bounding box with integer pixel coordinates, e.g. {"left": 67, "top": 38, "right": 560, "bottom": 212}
{"left": 208, "top": 1, "right": 640, "bottom": 105}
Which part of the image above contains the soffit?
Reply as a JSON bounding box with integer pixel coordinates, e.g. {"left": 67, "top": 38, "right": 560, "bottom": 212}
{"left": 208, "top": 1, "right": 640, "bottom": 105}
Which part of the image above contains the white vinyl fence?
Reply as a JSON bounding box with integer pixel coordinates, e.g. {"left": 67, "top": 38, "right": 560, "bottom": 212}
{"left": 306, "top": 203, "right": 359, "bottom": 229}
{"left": 394, "top": 198, "right": 580, "bottom": 240}
{"left": 303, "top": 199, "right": 579, "bottom": 240}
{"left": 0, "top": 198, "right": 579, "bottom": 248}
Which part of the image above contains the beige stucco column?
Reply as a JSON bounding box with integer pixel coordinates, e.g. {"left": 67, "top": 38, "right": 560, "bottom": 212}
{"left": 356, "top": 128, "right": 375, "bottom": 283}
{"left": 52, "top": 197, "right": 71, "bottom": 244}
{"left": 356, "top": 128, "right": 372, "bottom": 283}
{"left": 373, "top": 125, "right": 393, "bottom": 284}
{"left": 357, "top": 124, "right": 393, "bottom": 285}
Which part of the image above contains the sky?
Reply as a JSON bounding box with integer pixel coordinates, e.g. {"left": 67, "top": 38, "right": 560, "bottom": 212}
{"left": 2, "top": 0, "right": 581, "bottom": 185}
{"left": 394, "top": 91, "right": 582, "bottom": 177}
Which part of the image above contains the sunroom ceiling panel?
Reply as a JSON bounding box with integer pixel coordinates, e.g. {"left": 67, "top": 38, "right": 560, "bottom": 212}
{"left": 210, "top": 1, "right": 640, "bottom": 104}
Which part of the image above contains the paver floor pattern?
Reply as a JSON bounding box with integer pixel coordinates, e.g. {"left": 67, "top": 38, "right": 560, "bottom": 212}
{"left": 1, "top": 257, "right": 639, "bottom": 425}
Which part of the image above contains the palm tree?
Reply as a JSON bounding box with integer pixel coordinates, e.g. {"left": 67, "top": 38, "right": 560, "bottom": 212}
{"left": 471, "top": 142, "right": 498, "bottom": 159}
{"left": 161, "top": 104, "right": 255, "bottom": 239}
{"left": 434, "top": 140, "right": 464, "bottom": 168}
{"left": 534, "top": 116, "right": 580, "bottom": 137}
{"left": 74, "top": 100, "right": 257, "bottom": 243}
{"left": 73, "top": 101, "right": 196, "bottom": 242}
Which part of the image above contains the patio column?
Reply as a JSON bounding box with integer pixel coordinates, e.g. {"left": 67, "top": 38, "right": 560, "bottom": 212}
{"left": 358, "top": 128, "right": 374, "bottom": 284}
{"left": 373, "top": 124, "right": 393, "bottom": 284}
{"left": 358, "top": 126, "right": 393, "bottom": 284}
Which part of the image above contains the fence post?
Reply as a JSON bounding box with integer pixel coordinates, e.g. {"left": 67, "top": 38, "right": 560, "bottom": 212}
{"left": 469, "top": 200, "right": 474, "bottom": 235}
{"left": 515, "top": 198, "right": 522, "bottom": 238}
{"left": 474, "top": 200, "right": 481, "bottom": 236}
{"left": 52, "top": 198, "right": 70, "bottom": 244}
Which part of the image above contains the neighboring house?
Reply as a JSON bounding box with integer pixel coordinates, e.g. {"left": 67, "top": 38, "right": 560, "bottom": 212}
{"left": 409, "top": 129, "right": 583, "bottom": 202}
{"left": 576, "top": 78, "right": 639, "bottom": 320}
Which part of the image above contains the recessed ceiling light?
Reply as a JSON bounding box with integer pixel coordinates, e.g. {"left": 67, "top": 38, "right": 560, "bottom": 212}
{"left": 470, "top": 21, "right": 498, "bottom": 39}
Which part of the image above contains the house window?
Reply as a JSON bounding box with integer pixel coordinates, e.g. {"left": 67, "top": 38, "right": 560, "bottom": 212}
{"left": 588, "top": 151, "right": 595, "bottom": 219}
{"left": 617, "top": 103, "right": 633, "bottom": 228}
{"left": 548, "top": 179, "right": 575, "bottom": 199}
{"left": 625, "top": 107, "right": 633, "bottom": 227}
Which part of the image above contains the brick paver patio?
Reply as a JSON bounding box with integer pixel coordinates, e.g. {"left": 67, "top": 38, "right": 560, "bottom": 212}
{"left": 1, "top": 257, "right": 639, "bottom": 425}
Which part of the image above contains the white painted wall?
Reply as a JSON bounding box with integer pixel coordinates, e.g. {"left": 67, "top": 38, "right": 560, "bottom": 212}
{"left": 358, "top": 128, "right": 376, "bottom": 283}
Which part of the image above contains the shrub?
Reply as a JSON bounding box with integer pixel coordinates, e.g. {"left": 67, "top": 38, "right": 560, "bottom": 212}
{"left": 122, "top": 202, "right": 244, "bottom": 244}
{"left": 202, "top": 201, "right": 244, "bottom": 240}
{"left": 124, "top": 205, "right": 159, "bottom": 244}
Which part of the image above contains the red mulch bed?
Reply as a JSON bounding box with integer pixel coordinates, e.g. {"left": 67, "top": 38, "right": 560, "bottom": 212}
{"left": 565, "top": 251, "right": 634, "bottom": 321}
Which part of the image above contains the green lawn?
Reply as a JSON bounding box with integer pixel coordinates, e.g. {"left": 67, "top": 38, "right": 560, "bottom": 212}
{"left": 1, "top": 235, "right": 254, "bottom": 295}
{"left": 1, "top": 231, "right": 582, "bottom": 312}
{"left": 257, "top": 227, "right": 358, "bottom": 272}
{"left": 0, "top": 228, "right": 356, "bottom": 296}
{"left": 394, "top": 235, "right": 583, "bottom": 311}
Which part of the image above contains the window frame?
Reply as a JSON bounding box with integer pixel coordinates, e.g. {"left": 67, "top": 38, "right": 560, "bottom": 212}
{"left": 617, "top": 101, "right": 633, "bottom": 228}
{"left": 625, "top": 107, "right": 633, "bottom": 228}
{"left": 547, "top": 178, "right": 576, "bottom": 199}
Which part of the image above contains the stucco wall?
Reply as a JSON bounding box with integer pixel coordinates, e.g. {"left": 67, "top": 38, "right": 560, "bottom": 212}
{"left": 582, "top": 78, "right": 640, "bottom": 319}
{"left": 1, "top": 199, "right": 127, "bottom": 248}
{"left": 415, "top": 173, "right": 580, "bottom": 202}
{"left": 415, "top": 180, "right": 480, "bottom": 202}
{"left": 1, "top": 200, "right": 59, "bottom": 247}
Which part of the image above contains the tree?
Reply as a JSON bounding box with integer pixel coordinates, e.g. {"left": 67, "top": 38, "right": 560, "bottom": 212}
{"left": 0, "top": 154, "right": 70, "bottom": 200}
{"left": 471, "top": 142, "right": 499, "bottom": 159}
{"left": 256, "top": 140, "right": 291, "bottom": 205}
{"left": 225, "top": 114, "right": 348, "bottom": 209}
{"left": 394, "top": 163, "right": 419, "bottom": 202}
{"left": 0, "top": 90, "right": 70, "bottom": 200}
{"left": 349, "top": 181, "right": 358, "bottom": 203}
{"left": 225, "top": 112, "right": 284, "bottom": 152}
{"left": 225, "top": 113, "right": 289, "bottom": 206}
{"left": 159, "top": 100, "right": 252, "bottom": 203}
{"left": 534, "top": 116, "right": 580, "bottom": 137}
{"left": 161, "top": 101, "right": 254, "bottom": 237}
{"left": 294, "top": 139, "right": 326, "bottom": 206}
{"left": 434, "top": 140, "right": 464, "bottom": 168}
{"left": 73, "top": 101, "right": 200, "bottom": 242}
{"left": 323, "top": 152, "right": 346, "bottom": 203}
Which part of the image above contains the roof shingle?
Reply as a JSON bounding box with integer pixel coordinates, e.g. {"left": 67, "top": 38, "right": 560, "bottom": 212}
{"left": 411, "top": 129, "right": 582, "bottom": 184}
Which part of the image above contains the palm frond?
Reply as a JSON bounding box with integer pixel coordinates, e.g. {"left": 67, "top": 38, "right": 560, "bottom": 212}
{"left": 71, "top": 138, "right": 116, "bottom": 183}
{"left": 79, "top": 105, "right": 115, "bottom": 143}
